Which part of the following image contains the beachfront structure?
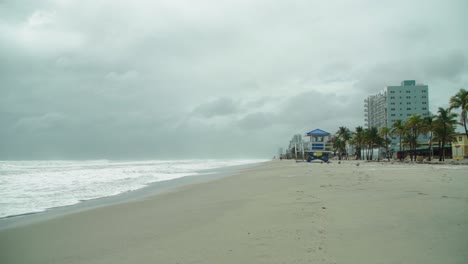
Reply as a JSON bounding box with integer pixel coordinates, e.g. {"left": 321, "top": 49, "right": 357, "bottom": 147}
{"left": 452, "top": 133, "right": 468, "bottom": 160}
{"left": 364, "top": 80, "right": 429, "bottom": 151}
{"left": 305, "top": 129, "right": 332, "bottom": 151}
{"left": 305, "top": 129, "right": 332, "bottom": 162}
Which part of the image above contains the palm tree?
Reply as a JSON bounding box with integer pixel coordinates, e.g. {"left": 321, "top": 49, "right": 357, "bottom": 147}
{"left": 391, "top": 120, "right": 406, "bottom": 161}
{"left": 448, "top": 88, "right": 468, "bottom": 138}
{"left": 336, "top": 126, "right": 351, "bottom": 160}
{"left": 421, "top": 115, "right": 436, "bottom": 161}
{"left": 332, "top": 137, "right": 345, "bottom": 160}
{"left": 365, "top": 127, "right": 379, "bottom": 160}
{"left": 401, "top": 132, "right": 412, "bottom": 154}
{"left": 434, "top": 108, "right": 458, "bottom": 161}
{"left": 432, "top": 126, "right": 458, "bottom": 162}
{"left": 406, "top": 114, "right": 424, "bottom": 161}
{"left": 361, "top": 129, "right": 369, "bottom": 160}
{"left": 378, "top": 126, "right": 391, "bottom": 160}
{"left": 352, "top": 126, "right": 364, "bottom": 160}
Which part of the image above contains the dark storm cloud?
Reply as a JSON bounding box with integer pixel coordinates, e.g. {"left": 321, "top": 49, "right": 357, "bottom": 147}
{"left": 0, "top": 0, "right": 467, "bottom": 159}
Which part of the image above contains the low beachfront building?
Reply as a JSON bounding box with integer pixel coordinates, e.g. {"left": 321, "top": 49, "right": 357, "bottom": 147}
{"left": 452, "top": 133, "right": 468, "bottom": 160}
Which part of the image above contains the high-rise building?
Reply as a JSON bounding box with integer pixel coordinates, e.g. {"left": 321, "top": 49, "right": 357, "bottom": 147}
{"left": 364, "top": 80, "right": 429, "bottom": 150}
{"left": 364, "top": 91, "right": 387, "bottom": 130}
{"left": 289, "top": 134, "right": 303, "bottom": 150}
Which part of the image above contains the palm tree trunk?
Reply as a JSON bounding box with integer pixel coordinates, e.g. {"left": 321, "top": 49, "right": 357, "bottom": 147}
{"left": 442, "top": 124, "right": 448, "bottom": 161}
{"left": 410, "top": 138, "right": 413, "bottom": 161}
{"left": 399, "top": 135, "right": 403, "bottom": 161}
{"left": 428, "top": 132, "right": 433, "bottom": 161}
{"left": 385, "top": 131, "right": 389, "bottom": 161}
{"left": 462, "top": 110, "right": 468, "bottom": 139}
{"left": 442, "top": 139, "right": 446, "bottom": 161}
{"left": 438, "top": 140, "right": 442, "bottom": 161}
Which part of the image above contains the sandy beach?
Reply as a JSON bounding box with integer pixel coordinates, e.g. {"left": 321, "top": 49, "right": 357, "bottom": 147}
{"left": 1, "top": 160, "right": 467, "bottom": 264}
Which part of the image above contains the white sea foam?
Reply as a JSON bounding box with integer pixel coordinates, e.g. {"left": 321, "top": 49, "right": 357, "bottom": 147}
{"left": 0, "top": 159, "right": 266, "bottom": 218}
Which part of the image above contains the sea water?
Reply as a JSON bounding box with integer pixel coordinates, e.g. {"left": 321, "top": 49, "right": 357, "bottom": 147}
{"left": 0, "top": 159, "right": 266, "bottom": 218}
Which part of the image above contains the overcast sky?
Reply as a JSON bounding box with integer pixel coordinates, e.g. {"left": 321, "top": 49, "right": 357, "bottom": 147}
{"left": 1, "top": 0, "right": 467, "bottom": 159}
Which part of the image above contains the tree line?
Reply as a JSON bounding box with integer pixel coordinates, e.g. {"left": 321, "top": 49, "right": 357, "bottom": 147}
{"left": 332, "top": 88, "right": 468, "bottom": 162}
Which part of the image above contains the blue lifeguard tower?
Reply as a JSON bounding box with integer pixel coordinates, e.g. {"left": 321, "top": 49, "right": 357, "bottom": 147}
{"left": 305, "top": 129, "right": 332, "bottom": 162}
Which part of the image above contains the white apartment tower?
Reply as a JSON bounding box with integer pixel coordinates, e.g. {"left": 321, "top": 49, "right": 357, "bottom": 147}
{"left": 289, "top": 134, "right": 303, "bottom": 150}
{"left": 364, "top": 80, "right": 429, "bottom": 149}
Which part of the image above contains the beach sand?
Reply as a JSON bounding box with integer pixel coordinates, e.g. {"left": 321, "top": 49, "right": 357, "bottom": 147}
{"left": 1, "top": 160, "right": 467, "bottom": 264}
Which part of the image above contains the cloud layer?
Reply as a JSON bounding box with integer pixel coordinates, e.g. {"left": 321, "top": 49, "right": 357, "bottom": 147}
{"left": 1, "top": 0, "right": 467, "bottom": 159}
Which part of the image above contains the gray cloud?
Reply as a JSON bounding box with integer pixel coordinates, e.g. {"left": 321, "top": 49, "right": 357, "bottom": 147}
{"left": 13, "top": 112, "right": 66, "bottom": 131}
{"left": 238, "top": 112, "right": 274, "bottom": 130}
{"left": 275, "top": 90, "right": 365, "bottom": 132}
{"left": 422, "top": 51, "right": 467, "bottom": 81}
{"left": 192, "top": 98, "right": 240, "bottom": 118}
{"left": 0, "top": 0, "right": 467, "bottom": 159}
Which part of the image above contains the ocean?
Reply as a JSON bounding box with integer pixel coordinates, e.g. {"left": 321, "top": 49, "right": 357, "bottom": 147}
{"left": 0, "top": 159, "right": 266, "bottom": 219}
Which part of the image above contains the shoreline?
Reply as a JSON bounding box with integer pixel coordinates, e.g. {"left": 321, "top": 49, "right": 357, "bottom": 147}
{"left": 0, "top": 160, "right": 267, "bottom": 230}
{"left": 1, "top": 160, "right": 467, "bottom": 264}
